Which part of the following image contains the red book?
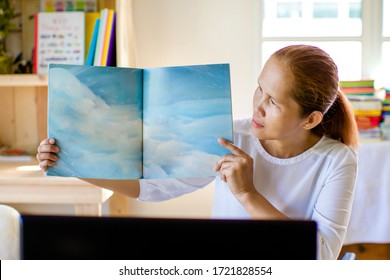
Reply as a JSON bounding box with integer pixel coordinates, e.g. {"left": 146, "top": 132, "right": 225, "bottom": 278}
{"left": 33, "top": 13, "right": 38, "bottom": 74}
{"left": 355, "top": 115, "right": 382, "bottom": 130}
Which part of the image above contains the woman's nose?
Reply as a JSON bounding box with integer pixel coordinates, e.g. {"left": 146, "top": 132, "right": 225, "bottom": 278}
{"left": 254, "top": 101, "right": 265, "bottom": 116}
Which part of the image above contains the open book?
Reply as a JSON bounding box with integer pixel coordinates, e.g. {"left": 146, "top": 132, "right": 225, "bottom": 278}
{"left": 47, "top": 63, "right": 233, "bottom": 179}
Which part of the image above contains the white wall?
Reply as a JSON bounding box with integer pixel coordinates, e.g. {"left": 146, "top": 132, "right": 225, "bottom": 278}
{"left": 123, "top": 0, "right": 261, "bottom": 218}
{"left": 132, "top": 0, "right": 260, "bottom": 120}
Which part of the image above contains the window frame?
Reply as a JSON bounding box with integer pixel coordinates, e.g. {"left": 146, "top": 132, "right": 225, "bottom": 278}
{"left": 259, "top": 0, "right": 387, "bottom": 85}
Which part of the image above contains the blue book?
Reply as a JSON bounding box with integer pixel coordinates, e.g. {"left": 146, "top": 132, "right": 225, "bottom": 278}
{"left": 47, "top": 63, "right": 233, "bottom": 179}
{"left": 85, "top": 18, "right": 100, "bottom": 66}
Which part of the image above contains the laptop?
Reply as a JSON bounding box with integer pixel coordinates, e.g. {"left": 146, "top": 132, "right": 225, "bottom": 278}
{"left": 20, "top": 215, "right": 317, "bottom": 260}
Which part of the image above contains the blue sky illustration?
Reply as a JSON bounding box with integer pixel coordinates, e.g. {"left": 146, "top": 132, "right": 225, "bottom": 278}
{"left": 143, "top": 64, "right": 233, "bottom": 179}
{"left": 47, "top": 64, "right": 233, "bottom": 179}
{"left": 47, "top": 64, "right": 144, "bottom": 179}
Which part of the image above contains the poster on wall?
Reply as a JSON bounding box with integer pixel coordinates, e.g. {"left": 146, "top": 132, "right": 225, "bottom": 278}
{"left": 34, "top": 12, "right": 85, "bottom": 74}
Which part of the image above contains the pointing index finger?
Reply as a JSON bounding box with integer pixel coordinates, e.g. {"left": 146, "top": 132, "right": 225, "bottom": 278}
{"left": 218, "top": 138, "right": 245, "bottom": 156}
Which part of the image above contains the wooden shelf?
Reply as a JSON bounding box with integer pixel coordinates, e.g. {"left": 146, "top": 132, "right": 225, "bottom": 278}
{"left": 0, "top": 74, "right": 48, "bottom": 87}
{"left": 0, "top": 75, "right": 48, "bottom": 154}
{"left": 0, "top": 161, "right": 113, "bottom": 216}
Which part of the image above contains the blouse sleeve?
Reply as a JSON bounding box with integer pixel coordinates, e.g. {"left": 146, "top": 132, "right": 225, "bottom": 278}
{"left": 312, "top": 147, "right": 358, "bottom": 260}
{"left": 138, "top": 177, "right": 215, "bottom": 202}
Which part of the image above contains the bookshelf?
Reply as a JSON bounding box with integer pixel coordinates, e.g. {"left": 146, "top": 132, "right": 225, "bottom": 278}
{"left": 0, "top": 0, "right": 116, "bottom": 154}
{"left": 0, "top": 0, "right": 124, "bottom": 217}
{"left": 0, "top": 74, "right": 47, "bottom": 87}
{"left": 0, "top": 75, "right": 48, "bottom": 155}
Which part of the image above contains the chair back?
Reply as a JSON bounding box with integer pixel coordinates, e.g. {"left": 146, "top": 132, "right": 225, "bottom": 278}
{"left": 0, "top": 205, "right": 21, "bottom": 260}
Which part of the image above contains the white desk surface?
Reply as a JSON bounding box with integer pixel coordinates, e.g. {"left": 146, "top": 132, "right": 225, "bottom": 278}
{"left": 344, "top": 140, "right": 390, "bottom": 245}
{"left": 0, "top": 160, "right": 113, "bottom": 216}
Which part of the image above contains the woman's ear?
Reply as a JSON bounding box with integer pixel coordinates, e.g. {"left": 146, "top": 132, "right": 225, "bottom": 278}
{"left": 303, "top": 111, "right": 323, "bottom": 130}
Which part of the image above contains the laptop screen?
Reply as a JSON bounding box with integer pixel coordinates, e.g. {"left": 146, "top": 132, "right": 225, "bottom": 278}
{"left": 20, "top": 215, "right": 317, "bottom": 260}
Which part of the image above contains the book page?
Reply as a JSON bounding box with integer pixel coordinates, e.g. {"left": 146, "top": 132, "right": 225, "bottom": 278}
{"left": 47, "top": 64, "right": 143, "bottom": 179}
{"left": 142, "top": 64, "right": 233, "bottom": 179}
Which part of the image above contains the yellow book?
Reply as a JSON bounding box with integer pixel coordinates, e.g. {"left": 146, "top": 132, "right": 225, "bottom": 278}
{"left": 93, "top": 8, "right": 108, "bottom": 66}
{"left": 101, "top": 9, "right": 114, "bottom": 66}
{"left": 354, "top": 109, "right": 382, "bottom": 116}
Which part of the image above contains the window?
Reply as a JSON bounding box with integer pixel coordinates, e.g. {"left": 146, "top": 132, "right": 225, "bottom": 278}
{"left": 381, "top": 0, "right": 390, "bottom": 86}
{"left": 384, "top": 0, "right": 390, "bottom": 36}
{"left": 313, "top": 2, "right": 338, "bottom": 18}
{"left": 261, "top": 0, "right": 388, "bottom": 87}
{"left": 261, "top": 41, "right": 362, "bottom": 80}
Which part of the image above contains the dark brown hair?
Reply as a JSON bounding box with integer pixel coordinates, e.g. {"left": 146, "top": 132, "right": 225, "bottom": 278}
{"left": 272, "top": 45, "right": 359, "bottom": 148}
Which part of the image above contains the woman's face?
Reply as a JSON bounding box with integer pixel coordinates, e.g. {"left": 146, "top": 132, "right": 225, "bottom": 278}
{"left": 251, "top": 56, "right": 307, "bottom": 141}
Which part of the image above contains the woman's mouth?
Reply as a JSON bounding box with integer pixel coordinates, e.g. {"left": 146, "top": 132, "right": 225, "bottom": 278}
{"left": 252, "top": 118, "right": 264, "bottom": 128}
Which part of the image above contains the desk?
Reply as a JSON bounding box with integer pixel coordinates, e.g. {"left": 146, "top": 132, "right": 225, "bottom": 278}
{"left": 344, "top": 140, "right": 390, "bottom": 245}
{"left": 0, "top": 161, "right": 113, "bottom": 216}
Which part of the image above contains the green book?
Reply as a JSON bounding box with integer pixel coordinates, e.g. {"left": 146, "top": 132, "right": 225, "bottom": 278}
{"left": 340, "top": 80, "right": 375, "bottom": 88}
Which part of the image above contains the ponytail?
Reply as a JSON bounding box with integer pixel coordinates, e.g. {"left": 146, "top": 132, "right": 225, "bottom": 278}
{"left": 313, "top": 91, "right": 359, "bottom": 149}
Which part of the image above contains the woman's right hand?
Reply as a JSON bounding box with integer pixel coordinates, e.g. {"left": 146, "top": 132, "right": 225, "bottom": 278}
{"left": 36, "top": 138, "right": 60, "bottom": 172}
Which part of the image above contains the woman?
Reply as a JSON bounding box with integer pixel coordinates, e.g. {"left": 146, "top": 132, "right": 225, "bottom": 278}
{"left": 37, "top": 45, "right": 359, "bottom": 259}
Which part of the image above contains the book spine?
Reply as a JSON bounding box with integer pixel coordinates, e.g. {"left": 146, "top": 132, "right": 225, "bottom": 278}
{"left": 349, "top": 101, "right": 383, "bottom": 110}
{"left": 106, "top": 11, "right": 116, "bottom": 66}
{"left": 340, "top": 87, "right": 375, "bottom": 94}
{"left": 340, "top": 80, "right": 375, "bottom": 87}
{"left": 355, "top": 115, "right": 382, "bottom": 128}
{"left": 93, "top": 8, "right": 108, "bottom": 66}
{"left": 84, "top": 12, "right": 100, "bottom": 59}
{"left": 85, "top": 18, "right": 100, "bottom": 66}
{"left": 101, "top": 9, "right": 114, "bottom": 66}
{"left": 353, "top": 109, "right": 382, "bottom": 117}
{"left": 33, "top": 13, "right": 39, "bottom": 74}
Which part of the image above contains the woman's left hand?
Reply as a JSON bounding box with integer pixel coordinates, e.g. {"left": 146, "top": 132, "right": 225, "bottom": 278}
{"left": 214, "top": 138, "right": 257, "bottom": 198}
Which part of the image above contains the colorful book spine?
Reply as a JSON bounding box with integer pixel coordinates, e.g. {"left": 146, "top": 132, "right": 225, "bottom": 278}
{"left": 383, "top": 88, "right": 390, "bottom": 104}
{"left": 101, "top": 9, "right": 114, "bottom": 66}
{"left": 382, "top": 105, "right": 390, "bottom": 116}
{"left": 33, "top": 13, "right": 39, "bottom": 73}
{"left": 340, "top": 79, "right": 376, "bottom": 97}
{"left": 355, "top": 115, "right": 382, "bottom": 130}
{"left": 348, "top": 97, "right": 383, "bottom": 111}
{"left": 345, "top": 85, "right": 384, "bottom": 133}
{"left": 106, "top": 11, "right": 116, "bottom": 66}
{"left": 340, "top": 80, "right": 375, "bottom": 88}
{"left": 353, "top": 109, "right": 382, "bottom": 117}
{"left": 84, "top": 11, "right": 100, "bottom": 59}
{"left": 93, "top": 8, "right": 108, "bottom": 66}
{"left": 85, "top": 18, "right": 100, "bottom": 66}
{"left": 340, "top": 87, "right": 375, "bottom": 95}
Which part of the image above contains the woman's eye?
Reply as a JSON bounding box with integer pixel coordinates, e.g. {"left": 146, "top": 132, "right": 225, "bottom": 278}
{"left": 270, "top": 98, "right": 276, "bottom": 105}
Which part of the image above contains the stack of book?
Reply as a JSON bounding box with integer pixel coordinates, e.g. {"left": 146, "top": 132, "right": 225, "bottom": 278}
{"left": 340, "top": 80, "right": 383, "bottom": 141}
{"left": 339, "top": 79, "right": 376, "bottom": 97}
{"left": 85, "top": 8, "right": 116, "bottom": 66}
{"left": 33, "top": 2, "right": 115, "bottom": 74}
